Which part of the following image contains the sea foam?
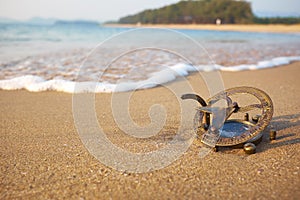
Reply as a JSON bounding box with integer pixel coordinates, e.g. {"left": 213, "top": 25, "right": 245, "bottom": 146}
{"left": 1, "top": 56, "right": 300, "bottom": 93}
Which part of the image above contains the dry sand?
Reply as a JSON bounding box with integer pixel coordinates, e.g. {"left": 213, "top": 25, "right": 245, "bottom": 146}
{"left": 105, "top": 24, "right": 300, "bottom": 33}
{"left": 1, "top": 62, "right": 300, "bottom": 199}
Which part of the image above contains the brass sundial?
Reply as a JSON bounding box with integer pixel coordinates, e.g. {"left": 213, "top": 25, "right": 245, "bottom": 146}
{"left": 182, "top": 87, "right": 274, "bottom": 154}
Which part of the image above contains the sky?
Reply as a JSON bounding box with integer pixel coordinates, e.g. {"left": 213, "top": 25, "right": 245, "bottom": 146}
{"left": 0, "top": 0, "right": 299, "bottom": 22}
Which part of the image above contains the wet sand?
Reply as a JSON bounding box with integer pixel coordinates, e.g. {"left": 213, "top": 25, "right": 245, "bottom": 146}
{"left": 105, "top": 24, "right": 300, "bottom": 33}
{"left": 1, "top": 62, "right": 300, "bottom": 199}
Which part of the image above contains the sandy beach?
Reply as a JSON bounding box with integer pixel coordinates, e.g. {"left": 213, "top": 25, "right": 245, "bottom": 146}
{"left": 105, "top": 24, "right": 300, "bottom": 33}
{"left": 1, "top": 61, "right": 300, "bottom": 199}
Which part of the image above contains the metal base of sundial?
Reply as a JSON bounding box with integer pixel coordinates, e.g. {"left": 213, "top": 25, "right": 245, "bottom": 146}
{"left": 182, "top": 86, "right": 274, "bottom": 155}
{"left": 219, "top": 120, "right": 263, "bottom": 147}
{"left": 196, "top": 117, "right": 264, "bottom": 154}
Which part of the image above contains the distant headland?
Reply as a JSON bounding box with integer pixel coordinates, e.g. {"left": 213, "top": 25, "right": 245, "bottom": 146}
{"left": 109, "top": 0, "right": 300, "bottom": 25}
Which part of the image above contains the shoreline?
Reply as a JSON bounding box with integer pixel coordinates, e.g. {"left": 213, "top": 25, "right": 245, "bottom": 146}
{"left": 1, "top": 61, "right": 300, "bottom": 198}
{"left": 1, "top": 58, "right": 300, "bottom": 93}
{"left": 104, "top": 23, "right": 300, "bottom": 33}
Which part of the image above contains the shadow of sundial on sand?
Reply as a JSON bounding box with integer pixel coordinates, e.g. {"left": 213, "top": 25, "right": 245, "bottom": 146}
{"left": 271, "top": 114, "right": 300, "bottom": 132}
{"left": 263, "top": 113, "right": 300, "bottom": 150}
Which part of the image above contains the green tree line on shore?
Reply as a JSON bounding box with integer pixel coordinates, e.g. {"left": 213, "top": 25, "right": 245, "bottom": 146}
{"left": 117, "top": 0, "right": 300, "bottom": 25}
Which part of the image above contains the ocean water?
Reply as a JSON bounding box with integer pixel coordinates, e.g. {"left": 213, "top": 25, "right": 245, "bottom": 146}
{"left": 0, "top": 23, "right": 300, "bottom": 93}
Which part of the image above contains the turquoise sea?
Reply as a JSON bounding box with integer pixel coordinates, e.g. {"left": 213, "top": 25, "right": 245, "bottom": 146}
{"left": 0, "top": 23, "right": 299, "bottom": 92}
